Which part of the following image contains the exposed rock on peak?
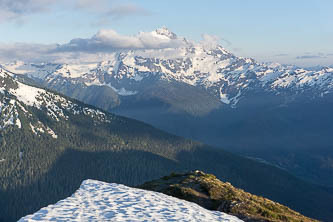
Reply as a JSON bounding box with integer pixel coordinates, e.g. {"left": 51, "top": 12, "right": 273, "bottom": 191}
{"left": 154, "top": 27, "right": 178, "bottom": 39}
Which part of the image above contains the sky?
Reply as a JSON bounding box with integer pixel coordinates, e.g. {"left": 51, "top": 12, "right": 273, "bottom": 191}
{"left": 0, "top": 0, "right": 332, "bottom": 66}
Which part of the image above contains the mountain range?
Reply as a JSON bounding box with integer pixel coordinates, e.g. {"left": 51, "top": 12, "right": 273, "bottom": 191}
{"left": 1, "top": 63, "right": 333, "bottom": 221}
{"left": 4, "top": 28, "right": 333, "bottom": 107}
{"left": 3, "top": 27, "right": 333, "bottom": 187}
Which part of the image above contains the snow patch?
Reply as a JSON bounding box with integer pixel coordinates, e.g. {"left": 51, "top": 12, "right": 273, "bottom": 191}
{"left": 105, "top": 83, "right": 137, "bottom": 96}
{"left": 10, "top": 81, "right": 45, "bottom": 107}
{"left": 15, "top": 118, "right": 21, "bottom": 129}
{"left": 220, "top": 90, "right": 230, "bottom": 104}
{"left": 0, "top": 98, "right": 21, "bottom": 129}
{"left": 112, "top": 87, "right": 138, "bottom": 96}
{"left": 46, "top": 126, "right": 58, "bottom": 139}
{"left": 19, "top": 179, "right": 242, "bottom": 222}
{"left": 30, "top": 123, "right": 37, "bottom": 135}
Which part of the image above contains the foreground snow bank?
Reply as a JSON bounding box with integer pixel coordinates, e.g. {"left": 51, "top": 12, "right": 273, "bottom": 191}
{"left": 19, "top": 179, "right": 242, "bottom": 222}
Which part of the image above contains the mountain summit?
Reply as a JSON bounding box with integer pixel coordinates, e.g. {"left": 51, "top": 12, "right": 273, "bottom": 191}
{"left": 154, "top": 27, "right": 178, "bottom": 39}
{"left": 139, "top": 171, "right": 318, "bottom": 222}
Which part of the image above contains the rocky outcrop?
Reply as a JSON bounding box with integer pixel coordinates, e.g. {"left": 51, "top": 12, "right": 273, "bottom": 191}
{"left": 139, "top": 170, "right": 318, "bottom": 222}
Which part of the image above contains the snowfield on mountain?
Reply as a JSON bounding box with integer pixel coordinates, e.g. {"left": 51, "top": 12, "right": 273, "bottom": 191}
{"left": 0, "top": 68, "right": 111, "bottom": 135}
{"left": 19, "top": 179, "right": 243, "bottom": 222}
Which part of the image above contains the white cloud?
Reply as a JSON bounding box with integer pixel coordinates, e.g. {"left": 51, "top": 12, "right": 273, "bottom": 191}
{"left": 0, "top": 28, "right": 188, "bottom": 63}
{"left": 0, "top": 0, "right": 59, "bottom": 22}
{"left": 0, "top": 43, "right": 58, "bottom": 62}
{"left": 296, "top": 55, "right": 327, "bottom": 60}
{"left": 75, "top": 0, "right": 108, "bottom": 10}
{"left": 0, "top": 0, "right": 152, "bottom": 23}
{"left": 0, "top": 28, "right": 235, "bottom": 64}
{"left": 55, "top": 28, "right": 189, "bottom": 53}
{"left": 106, "top": 3, "right": 151, "bottom": 19}
{"left": 200, "top": 34, "right": 221, "bottom": 49}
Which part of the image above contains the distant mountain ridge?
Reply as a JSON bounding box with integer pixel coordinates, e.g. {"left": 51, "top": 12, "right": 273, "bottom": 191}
{"left": 3, "top": 28, "right": 333, "bottom": 109}
{"left": 0, "top": 66, "right": 111, "bottom": 135}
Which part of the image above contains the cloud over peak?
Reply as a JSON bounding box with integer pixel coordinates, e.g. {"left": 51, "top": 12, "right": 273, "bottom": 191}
{"left": 296, "top": 54, "right": 328, "bottom": 60}
{"left": 0, "top": 28, "right": 232, "bottom": 63}
{"left": 55, "top": 28, "right": 189, "bottom": 53}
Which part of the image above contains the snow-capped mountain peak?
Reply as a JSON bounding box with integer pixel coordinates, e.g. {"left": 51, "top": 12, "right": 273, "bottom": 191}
{"left": 154, "top": 27, "right": 178, "bottom": 40}
{"left": 3, "top": 29, "right": 333, "bottom": 108}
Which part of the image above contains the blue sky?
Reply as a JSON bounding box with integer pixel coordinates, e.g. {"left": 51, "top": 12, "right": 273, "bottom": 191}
{"left": 0, "top": 0, "right": 332, "bottom": 66}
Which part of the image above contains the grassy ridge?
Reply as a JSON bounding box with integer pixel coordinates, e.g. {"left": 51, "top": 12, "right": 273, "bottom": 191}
{"left": 139, "top": 171, "right": 318, "bottom": 222}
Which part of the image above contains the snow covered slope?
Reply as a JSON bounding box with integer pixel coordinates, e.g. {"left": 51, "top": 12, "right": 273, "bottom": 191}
{"left": 3, "top": 28, "right": 333, "bottom": 107}
{"left": 0, "top": 67, "right": 111, "bottom": 136}
{"left": 19, "top": 179, "right": 242, "bottom": 222}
